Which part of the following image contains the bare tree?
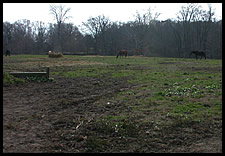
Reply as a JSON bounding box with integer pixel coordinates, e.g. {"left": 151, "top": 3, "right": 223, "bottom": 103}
{"left": 201, "top": 4, "right": 215, "bottom": 52}
{"left": 82, "top": 17, "right": 101, "bottom": 53}
{"left": 176, "top": 3, "right": 200, "bottom": 57}
{"left": 177, "top": 3, "right": 199, "bottom": 23}
{"left": 82, "top": 15, "right": 111, "bottom": 54}
{"left": 133, "top": 7, "right": 160, "bottom": 56}
{"left": 34, "top": 21, "right": 48, "bottom": 53}
{"left": 3, "top": 22, "right": 12, "bottom": 52}
{"left": 98, "top": 15, "right": 111, "bottom": 55}
{"left": 49, "top": 4, "right": 72, "bottom": 52}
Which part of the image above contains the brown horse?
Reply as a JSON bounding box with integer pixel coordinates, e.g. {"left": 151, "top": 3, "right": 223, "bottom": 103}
{"left": 189, "top": 51, "right": 206, "bottom": 60}
{"left": 116, "top": 50, "right": 128, "bottom": 59}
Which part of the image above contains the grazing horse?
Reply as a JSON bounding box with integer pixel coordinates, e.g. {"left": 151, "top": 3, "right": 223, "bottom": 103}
{"left": 5, "top": 49, "right": 11, "bottom": 57}
{"left": 189, "top": 51, "right": 206, "bottom": 60}
{"left": 116, "top": 50, "right": 128, "bottom": 59}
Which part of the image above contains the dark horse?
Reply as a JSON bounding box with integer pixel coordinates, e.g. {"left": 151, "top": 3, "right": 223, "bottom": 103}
{"left": 189, "top": 51, "right": 206, "bottom": 60}
{"left": 5, "top": 49, "right": 11, "bottom": 57}
{"left": 116, "top": 50, "right": 128, "bottom": 59}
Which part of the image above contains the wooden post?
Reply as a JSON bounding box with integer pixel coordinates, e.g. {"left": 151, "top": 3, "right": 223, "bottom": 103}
{"left": 46, "top": 67, "right": 49, "bottom": 79}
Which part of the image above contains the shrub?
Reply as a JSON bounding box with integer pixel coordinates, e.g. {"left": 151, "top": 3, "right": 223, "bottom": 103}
{"left": 3, "top": 72, "right": 25, "bottom": 86}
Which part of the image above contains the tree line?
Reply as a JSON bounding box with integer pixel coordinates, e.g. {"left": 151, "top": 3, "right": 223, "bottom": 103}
{"left": 3, "top": 3, "right": 222, "bottom": 58}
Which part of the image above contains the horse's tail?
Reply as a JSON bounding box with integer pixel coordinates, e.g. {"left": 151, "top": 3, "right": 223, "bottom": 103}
{"left": 116, "top": 53, "right": 119, "bottom": 59}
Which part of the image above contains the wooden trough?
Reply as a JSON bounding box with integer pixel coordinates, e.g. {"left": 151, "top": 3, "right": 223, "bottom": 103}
{"left": 9, "top": 67, "right": 50, "bottom": 79}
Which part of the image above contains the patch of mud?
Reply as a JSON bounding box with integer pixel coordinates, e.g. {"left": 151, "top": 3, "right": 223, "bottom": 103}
{"left": 4, "top": 60, "right": 107, "bottom": 73}
{"left": 178, "top": 137, "right": 222, "bottom": 153}
{"left": 19, "top": 60, "right": 106, "bottom": 68}
{"left": 3, "top": 71, "right": 222, "bottom": 153}
{"left": 3, "top": 75, "right": 131, "bottom": 152}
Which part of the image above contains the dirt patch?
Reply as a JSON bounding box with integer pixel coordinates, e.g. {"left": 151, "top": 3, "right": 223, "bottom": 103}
{"left": 3, "top": 75, "right": 131, "bottom": 152}
{"left": 3, "top": 74, "right": 222, "bottom": 153}
{"left": 177, "top": 137, "right": 222, "bottom": 153}
{"left": 19, "top": 60, "right": 106, "bottom": 68}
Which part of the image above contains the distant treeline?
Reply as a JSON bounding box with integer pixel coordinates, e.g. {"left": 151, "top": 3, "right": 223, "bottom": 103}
{"left": 3, "top": 4, "right": 222, "bottom": 59}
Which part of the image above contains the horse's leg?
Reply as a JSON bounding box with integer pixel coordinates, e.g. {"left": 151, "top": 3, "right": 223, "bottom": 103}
{"left": 116, "top": 53, "right": 120, "bottom": 59}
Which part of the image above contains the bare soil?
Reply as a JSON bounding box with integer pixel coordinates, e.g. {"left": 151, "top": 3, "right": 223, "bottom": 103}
{"left": 3, "top": 66, "right": 222, "bottom": 153}
{"left": 3, "top": 75, "right": 132, "bottom": 152}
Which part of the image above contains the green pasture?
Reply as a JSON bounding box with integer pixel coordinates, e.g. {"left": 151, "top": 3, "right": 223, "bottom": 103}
{"left": 3, "top": 54, "right": 222, "bottom": 151}
{"left": 3, "top": 55, "right": 222, "bottom": 124}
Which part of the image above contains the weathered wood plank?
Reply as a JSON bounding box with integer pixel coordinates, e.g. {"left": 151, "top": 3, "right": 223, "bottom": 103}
{"left": 9, "top": 67, "right": 49, "bottom": 79}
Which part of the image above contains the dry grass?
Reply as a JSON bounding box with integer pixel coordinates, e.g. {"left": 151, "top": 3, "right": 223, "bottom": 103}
{"left": 48, "top": 52, "right": 63, "bottom": 58}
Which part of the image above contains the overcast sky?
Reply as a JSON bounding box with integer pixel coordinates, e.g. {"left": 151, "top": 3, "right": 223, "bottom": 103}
{"left": 3, "top": 3, "right": 222, "bottom": 26}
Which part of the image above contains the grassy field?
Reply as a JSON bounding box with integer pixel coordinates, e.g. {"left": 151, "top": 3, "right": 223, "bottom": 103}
{"left": 3, "top": 54, "right": 222, "bottom": 152}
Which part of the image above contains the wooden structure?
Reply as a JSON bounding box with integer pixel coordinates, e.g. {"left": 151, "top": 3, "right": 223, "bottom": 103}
{"left": 9, "top": 67, "right": 49, "bottom": 79}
